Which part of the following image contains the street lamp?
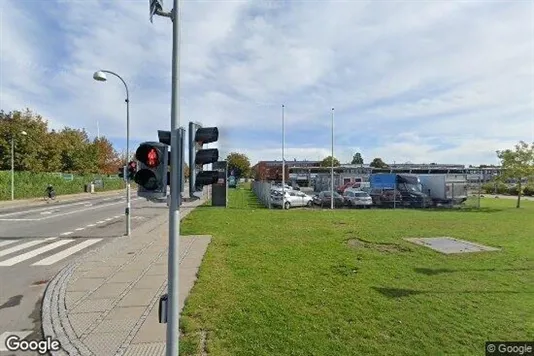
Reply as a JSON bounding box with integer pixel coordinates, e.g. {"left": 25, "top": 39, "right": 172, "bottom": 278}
{"left": 93, "top": 69, "right": 131, "bottom": 236}
{"left": 11, "top": 130, "right": 27, "bottom": 200}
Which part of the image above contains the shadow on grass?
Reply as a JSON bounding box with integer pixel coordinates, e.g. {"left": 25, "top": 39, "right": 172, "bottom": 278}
{"left": 414, "top": 267, "right": 533, "bottom": 276}
{"left": 418, "top": 207, "right": 504, "bottom": 213}
{"left": 372, "top": 287, "right": 533, "bottom": 299}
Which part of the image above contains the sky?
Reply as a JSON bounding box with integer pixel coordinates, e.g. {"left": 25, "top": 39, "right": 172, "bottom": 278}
{"left": 1, "top": 0, "right": 533, "bottom": 166}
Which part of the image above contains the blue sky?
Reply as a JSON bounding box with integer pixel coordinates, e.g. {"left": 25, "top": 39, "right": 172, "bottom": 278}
{"left": 1, "top": 0, "right": 533, "bottom": 166}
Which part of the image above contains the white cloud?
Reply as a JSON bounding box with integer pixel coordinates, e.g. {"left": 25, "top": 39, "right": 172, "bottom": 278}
{"left": 0, "top": 0, "right": 532, "bottom": 167}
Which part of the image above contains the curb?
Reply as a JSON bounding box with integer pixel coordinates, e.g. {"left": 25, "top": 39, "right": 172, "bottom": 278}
{"left": 41, "top": 197, "right": 208, "bottom": 356}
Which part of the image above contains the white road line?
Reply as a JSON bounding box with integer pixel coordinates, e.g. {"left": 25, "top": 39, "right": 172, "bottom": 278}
{"left": 75, "top": 228, "right": 85, "bottom": 231}
{"left": 0, "top": 240, "right": 18, "bottom": 248}
{"left": 105, "top": 218, "right": 113, "bottom": 221}
{"left": 0, "top": 238, "right": 56, "bottom": 258}
{"left": 86, "top": 224, "right": 96, "bottom": 227}
{"left": 40, "top": 211, "right": 52, "bottom": 215}
{"left": 0, "top": 239, "right": 74, "bottom": 266}
{"left": 0, "top": 331, "right": 33, "bottom": 351}
{"left": 35, "top": 201, "right": 127, "bottom": 221}
{"left": 0, "top": 201, "right": 90, "bottom": 218}
{"left": 0, "top": 218, "right": 38, "bottom": 221}
{"left": 96, "top": 221, "right": 105, "bottom": 224}
{"left": 60, "top": 231, "right": 73, "bottom": 236}
{"left": 114, "top": 215, "right": 121, "bottom": 218}
{"left": 32, "top": 239, "right": 103, "bottom": 266}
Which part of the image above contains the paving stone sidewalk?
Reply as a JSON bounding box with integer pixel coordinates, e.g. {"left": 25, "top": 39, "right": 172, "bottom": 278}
{"left": 42, "top": 197, "right": 212, "bottom": 356}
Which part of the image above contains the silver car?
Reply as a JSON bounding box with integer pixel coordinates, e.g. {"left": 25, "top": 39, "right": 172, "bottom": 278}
{"left": 271, "top": 190, "right": 313, "bottom": 209}
{"left": 343, "top": 190, "right": 373, "bottom": 208}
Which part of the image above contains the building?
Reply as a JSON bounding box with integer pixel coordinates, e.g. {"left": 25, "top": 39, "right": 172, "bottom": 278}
{"left": 252, "top": 159, "right": 321, "bottom": 184}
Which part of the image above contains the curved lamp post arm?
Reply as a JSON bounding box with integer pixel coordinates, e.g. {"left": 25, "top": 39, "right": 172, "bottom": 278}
{"left": 100, "top": 70, "right": 130, "bottom": 102}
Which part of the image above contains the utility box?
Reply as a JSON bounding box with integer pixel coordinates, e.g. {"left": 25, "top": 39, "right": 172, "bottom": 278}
{"left": 212, "top": 161, "right": 228, "bottom": 207}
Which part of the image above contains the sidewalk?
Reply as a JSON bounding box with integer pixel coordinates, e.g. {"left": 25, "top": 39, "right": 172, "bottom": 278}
{"left": 42, "top": 197, "right": 211, "bottom": 356}
{"left": 0, "top": 189, "right": 127, "bottom": 209}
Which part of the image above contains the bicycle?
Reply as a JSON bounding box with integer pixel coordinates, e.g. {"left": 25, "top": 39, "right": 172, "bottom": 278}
{"left": 44, "top": 190, "right": 56, "bottom": 202}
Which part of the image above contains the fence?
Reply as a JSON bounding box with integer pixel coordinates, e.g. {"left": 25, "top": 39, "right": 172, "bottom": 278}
{"left": 252, "top": 181, "right": 273, "bottom": 209}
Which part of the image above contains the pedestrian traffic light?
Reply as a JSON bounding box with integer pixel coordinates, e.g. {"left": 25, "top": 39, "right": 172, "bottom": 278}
{"left": 134, "top": 142, "right": 168, "bottom": 200}
{"left": 188, "top": 122, "right": 219, "bottom": 197}
{"left": 127, "top": 161, "right": 137, "bottom": 181}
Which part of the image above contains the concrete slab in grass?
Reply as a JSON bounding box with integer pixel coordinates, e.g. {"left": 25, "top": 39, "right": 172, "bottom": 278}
{"left": 404, "top": 237, "right": 500, "bottom": 254}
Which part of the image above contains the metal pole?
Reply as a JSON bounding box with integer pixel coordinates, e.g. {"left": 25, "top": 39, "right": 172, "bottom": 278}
{"left": 282, "top": 104, "right": 285, "bottom": 209}
{"left": 167, "top": 0, "right": 181, "bottom": 354}
{"left": 331, "top": 108, "right": 334, "bottom": 210}
{"left": 100, "top": 70, "right": 131, "bottom": 236}
{"left": 11, "top": 137, "right": 14, "bottom": 200}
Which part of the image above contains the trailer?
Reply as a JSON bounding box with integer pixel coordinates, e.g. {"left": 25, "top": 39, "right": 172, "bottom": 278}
{"left": 418, "top": 174, "right": 468, "bottom": 207}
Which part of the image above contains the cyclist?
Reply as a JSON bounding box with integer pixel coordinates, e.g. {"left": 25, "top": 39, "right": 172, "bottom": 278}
{"left": 45, "top": 184, "right": 55, "bottom": 199}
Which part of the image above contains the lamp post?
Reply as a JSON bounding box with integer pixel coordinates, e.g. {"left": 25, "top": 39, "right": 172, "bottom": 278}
{"left": 11, "top": 130, "right": 27, "bottom": 200}
{"left": 93, "top": 70, "right": 131, "bottom": 236}
{"left": 330, "top": 108, "right": 334, "bottom": 210}
{"left": 282, "top": 104, "right": 285, "bottom": 208}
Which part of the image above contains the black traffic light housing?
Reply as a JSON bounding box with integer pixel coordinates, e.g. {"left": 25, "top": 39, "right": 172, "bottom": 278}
{"left": 134, "top": 142, "right": 168, "bottom": 200}
{"left": 189, "top": 122, "right": 220, "bottom": 197}
{"left": 127, "top": 161, "right": 137, "bottom": 181}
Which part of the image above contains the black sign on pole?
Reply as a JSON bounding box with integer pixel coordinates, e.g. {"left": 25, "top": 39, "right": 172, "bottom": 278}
{"left": 211, "top": 161, "right": 228, "bottom": 207}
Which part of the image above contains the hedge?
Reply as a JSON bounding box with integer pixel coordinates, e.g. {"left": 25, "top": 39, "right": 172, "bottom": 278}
{"left": 0, "top": 171, "right": 134, "bottom": 200}
{"left": 481, "top": 182, "right": 534, "bottom": 196}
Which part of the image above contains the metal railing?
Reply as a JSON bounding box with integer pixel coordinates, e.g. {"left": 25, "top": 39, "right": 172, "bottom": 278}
{"left": 252, "top": 181, "right": 272, "bottom": 209}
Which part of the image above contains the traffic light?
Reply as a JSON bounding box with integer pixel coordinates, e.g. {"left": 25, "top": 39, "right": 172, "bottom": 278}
{"left": 127, "top": 161, "right": 137, "bottom": 181}
{"left": 188, "top": 122, "right": 219, "bottom": 197}
{"left": 118, "top": 166, "right": 125, "bottom": 179}
{"left": 134, "top": 142, "right": 168, "bottom": 200}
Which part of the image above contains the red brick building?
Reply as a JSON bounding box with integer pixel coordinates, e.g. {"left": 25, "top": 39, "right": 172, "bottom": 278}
{"left": 252, "top": 160, "right": 321, "bottom": 182}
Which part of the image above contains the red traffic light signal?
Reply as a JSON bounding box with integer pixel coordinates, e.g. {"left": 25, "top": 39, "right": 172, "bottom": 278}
{"left": 136, "top": 145, "right": 161, "bottom": 168}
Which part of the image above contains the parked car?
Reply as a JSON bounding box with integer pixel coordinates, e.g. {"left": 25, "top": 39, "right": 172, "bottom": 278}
{"left": 271, "top": 190, "right": 313, "bottom": 209}
{"left": 313, "top": 191, "right": 345, "bottom": 208}
{"left": 369, "top": 188, "right": 402, "bottom": 208}
{"left": 343, "top": 190, "right": 373, "bottom": 208}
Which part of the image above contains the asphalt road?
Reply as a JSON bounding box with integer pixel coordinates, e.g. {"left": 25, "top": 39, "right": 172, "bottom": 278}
{"left": 0, "top": 191, "right": 179, "bottom": 355}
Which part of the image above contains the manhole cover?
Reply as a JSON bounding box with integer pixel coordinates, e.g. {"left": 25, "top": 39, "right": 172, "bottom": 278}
{"left": 403, "top": 237, "right": 500, "bottom": 254}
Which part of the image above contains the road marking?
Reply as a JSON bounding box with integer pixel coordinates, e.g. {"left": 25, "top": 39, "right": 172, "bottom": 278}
{"left": 32, "top": 239, "right": 103, "bottom": 266}
{"left": 0, "top": 239, "right": 74, "bottom": 266}
{"left": 0, "top": 240, "right": 18, "bottom": 248}
{"left": 96, "top": 220, "right": 105, "bottom": 224}
{"left": 0, "top": 238, "right": 56, "bottom": 258}
{"left": 75, "top": 228, "right": 85, "bottom": 231}
{"left": 60, "top": 231, "right": 73, "bottom": 236}
{"left": 0, "top": 331, "right": 33, "bottom": 351}
{"left": 105, "top": 218, "right": 113, "bottom": 221}
{"left": 0, "top": 201, "right": 90, "bottom": 218}
{"left": 86, "top": 224, "right": 96, "bottom": 227}
{"left": 83, "top": 203, "right": 93, "bottom": 207}
{"left": 40, "top": 211, "right": 52, "bottom": 215}
{"left": 0, "top": 218, "right": 38, "bottom": 221}
{"left": 114, "top": 215, "right": 121, "bottom": 218}
{"left": 35, "top": 201, "right": 129, "bottom": 221}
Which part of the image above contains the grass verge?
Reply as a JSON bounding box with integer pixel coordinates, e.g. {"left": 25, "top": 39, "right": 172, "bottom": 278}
{"left": 179, "top": 187, "right": 534, "bottom": 356}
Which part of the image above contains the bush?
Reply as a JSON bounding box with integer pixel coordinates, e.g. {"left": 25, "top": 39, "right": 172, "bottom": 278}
{"left": 508, "top": 185, "right": 520, "bottom": 196}
{"left": 523, "top": 185, "right": 534, "bottom": 196}
{"left": 0, "top": 171, "right": 126, "bottom": 200}
{"left": 481, "top": 182, "right": 508, "bottom": 194}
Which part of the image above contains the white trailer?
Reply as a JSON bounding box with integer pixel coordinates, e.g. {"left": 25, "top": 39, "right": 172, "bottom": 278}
{"left": 418, "top": 174, "right": 468, "bottom": 206}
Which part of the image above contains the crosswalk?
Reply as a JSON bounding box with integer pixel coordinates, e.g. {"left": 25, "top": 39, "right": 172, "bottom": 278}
{"left": 0, "top": 237, "right": 103, "bottom": 267}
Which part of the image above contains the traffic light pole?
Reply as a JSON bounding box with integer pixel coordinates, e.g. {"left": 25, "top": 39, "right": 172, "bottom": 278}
{"left": 167, "top": 1, "right": 181, "bottom": 355}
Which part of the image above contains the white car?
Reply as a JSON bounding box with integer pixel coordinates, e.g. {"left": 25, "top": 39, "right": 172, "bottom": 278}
{"left": 271, "top": 190, "right": 313, "bottom": 209}
{"left": 343, "top": 190, "right": 373, "bottom": 208}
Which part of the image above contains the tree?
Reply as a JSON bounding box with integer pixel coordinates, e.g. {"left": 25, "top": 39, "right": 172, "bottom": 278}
{"left": 226, "top": 152, "right": 251, "bottom": 178}
{"left": 496, "top": 141, "right": 534, "bottom": 208}
{"left": 369, "top": 157, "right": 388, "bottom": 168}
{"left": 92, "top": 137, "right": 122, "bottom": 174}
{"left": 351, "top": 152, "right": 364, "bottom": 165}
{"left": 320, "top": 156, "right": 340, "bottom": 167}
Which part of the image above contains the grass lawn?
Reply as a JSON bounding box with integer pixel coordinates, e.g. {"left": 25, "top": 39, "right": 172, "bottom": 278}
{"left": 179, "top": 186, "right": 534, "bottom": 356}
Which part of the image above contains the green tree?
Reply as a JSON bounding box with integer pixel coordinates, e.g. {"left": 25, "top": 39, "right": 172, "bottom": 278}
{"left": 320, "top": 156, "right": 340, "bottom": 167}
{"left": 351, "top": 152, "right": 364, "bottom": 165}
{"left": 369, "top": 157, "right": 388, "bottom": 168}
{"left": 226, "top": 152, "right": 251, "bottom": 177}
{"left": 92, "top": 137, "right": 122, "bottom": 174}
{"left": 496, "top": 140, "right": 534, "bottom": 208}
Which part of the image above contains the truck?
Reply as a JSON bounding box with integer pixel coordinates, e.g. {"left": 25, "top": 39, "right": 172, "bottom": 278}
{"left": 369, "top": 173, "right": 432, "bottom": 208}
{"left": 418, "top": 174, "right": 468, "bottom": 207}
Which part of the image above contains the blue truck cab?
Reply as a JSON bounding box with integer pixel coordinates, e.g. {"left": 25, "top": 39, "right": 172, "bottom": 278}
{"left": 369, "top": 173, "right": 431, "bottom": 208}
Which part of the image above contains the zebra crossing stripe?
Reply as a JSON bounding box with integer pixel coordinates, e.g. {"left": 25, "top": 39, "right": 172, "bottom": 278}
{"left": 32, "top": 239, "right": 103, "bottom": 266}
{"left": 0, "top": 237, "right": 56, "bottom": 258}
{"left": 0, "top": 239, "right": 74, "bottom": 266}
{"left": 0, "top": 331, "right": 33, "bottom": 351}
{"left": 0, "top": 240, "right": 18, "bottom": 248}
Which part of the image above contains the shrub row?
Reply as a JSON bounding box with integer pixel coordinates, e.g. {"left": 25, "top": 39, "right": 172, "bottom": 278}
{"left": 0, "top": 171, "right": 133, "bottom": 200}
{"left": 481, "top": 182, "right": 534, "bottom": 196}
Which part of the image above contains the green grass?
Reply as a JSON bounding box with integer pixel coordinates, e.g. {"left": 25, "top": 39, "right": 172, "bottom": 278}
{"left": 179, "top": 188, "right": 534, "bottom": 356}
{"left": 0, "top": 171, "right": 129, "bottom": 200}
